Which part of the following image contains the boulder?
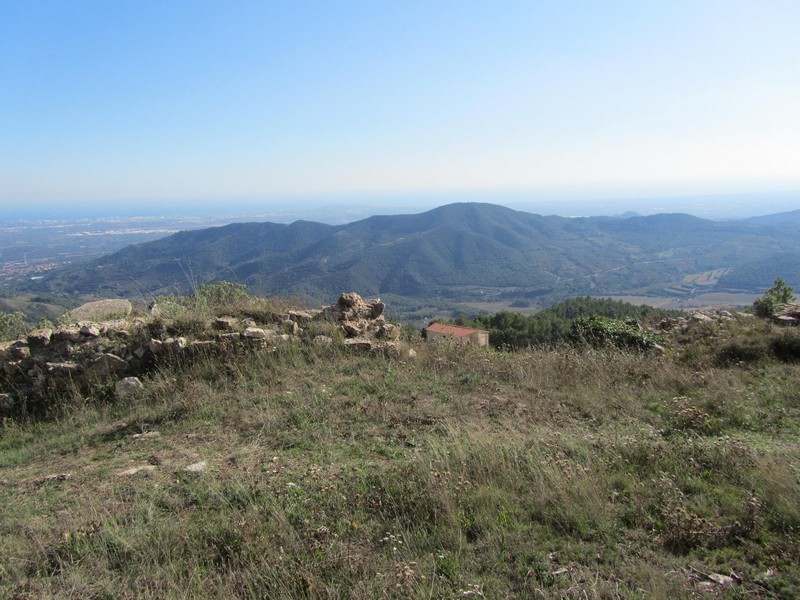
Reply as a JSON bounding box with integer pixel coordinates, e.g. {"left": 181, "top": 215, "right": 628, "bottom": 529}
{"left": 281, "top": 319, "right": 299, "bottom": 335}
{"left": 242, "top": 327, "right": 273, "bottom": 350}
{"left": 70, "top": 299, "right": 132, "bottom": 322}
{"left": 319, "top": 292, "right": 385, "bottom": 323}
{"left": 184, "top": 461, "right": 208, "bottom": 473}
{"left": 242, "top": 327, "right": 268, "bottom": 340}
{"left": 692, "top": 313, "right": 713, "bottom": 323}
{"left": 342, "top": 322, "right": 363, "bottom": 337}
{"left": 115, "top": 376, "right": 144, "bottom": 399}
{"left": 186, "top": 340, "right": 218, "bottom": 357}
{"left": 381, "top": 341, "right": 401, "bottom": 358}
{"left": 118, "top": 465, "right": 156, "bottom": 477}
{"left": 774, "top": 303, "right": 800, "bottom": 325}
{"left": 343, "top": 337, "right": 373, "bottom": 352}
{"left": 86, "top": 353, "right": 128, "bottom": 377}
{"left": 213, "top": 316, "right": 237, "bottom": 331}
{"left": 27, "top": 328, "right": 52, "bottom": 348}
{"left": 216, "top": 332, "right": 241, "bottom": 352}
{"left": 288, "top": 310, "right": 319, "bottom": 324}
{"left": 371, "top": 301, "right": 385, "bottom": 319}
{"left": 103, "top": 324, "right": 129, "bottom": 338}
{"left": 1, "top": 341, "right": 29, "bottom": 360}
{"left": 164, "top": 337, "right": 187, "bottom": 352}
{"left": 217, "top": 332, "right": 241, "bottom": 342}
{"left": 776, "top": 315, "right": 798, "bottom": 326}
{"left": 376, "top": 323, "right": 400, "bottom": 340}
{"left": 338, "top": 292, "right": 360, "bottom": 308}
{"left": 50, "top": 341, "right": 74, "bottom": 358}
{"left": 53, "top": 327, "right": 82, "bottom": 343}
{"left": 80, "top": 324, "right": 101, "bottom": 338}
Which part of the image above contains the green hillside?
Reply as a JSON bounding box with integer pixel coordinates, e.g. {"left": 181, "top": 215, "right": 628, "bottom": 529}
{"left": 17, "top": 203, "right": 800, "bottom": 306}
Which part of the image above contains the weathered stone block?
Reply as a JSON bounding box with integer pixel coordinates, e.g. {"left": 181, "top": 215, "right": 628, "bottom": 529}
{"left": 343, "top": 337, "right": 373, "bottom": 351}
{"left": 80, "top": 324, "right": 101, "bottom": 338}
{"left": 288, "top": 310, "right": 319, "bottom": 324}
{"left": 281, "top": 319, "right": 299, "bottom": 335}
{"left": 313, "top": 335, "right": 334, "bottom": 347}
{"left": 342, "top": 322, "right": 363, "bottom": 337}
{"left": 214, "top": 316, "right": 237, "bottom": 330}
{"left": 115, "top": 376, "right": 144, "bottom": 399}
{"left": 27, "top": 328, "right": 53, "bottom": 348}
{"left": 46, "top": 361, "right": 81, "bottom": 376}
{"left": 242, "top": 327, "right": 268, "bottom": 340}
{"left": 50, "top": 341, "right": 75, "bottom": 358}
{"left": 1, "top": 341, "right": 29, "bottom": 360}
{"left": 86, "top": 353, "right": 128, "bottom": 377}
{"left": 53, "top": 327, "right": 82, "bottom": 343}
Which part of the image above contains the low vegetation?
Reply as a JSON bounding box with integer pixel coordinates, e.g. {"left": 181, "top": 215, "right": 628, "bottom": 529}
{"left": 1, "top": 290, "right": 799, "bottom": 598}
{"left": 452, "top": 296, "right": 674, "bottom": 349}
{"left": 753, "top": 278, "right": 796, "bottom": 318}
{"left": 0, "top": 310, "right": 26, "bottom": 341}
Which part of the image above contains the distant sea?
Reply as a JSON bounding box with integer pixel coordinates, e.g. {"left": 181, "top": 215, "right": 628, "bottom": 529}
{"left": 2, "top": 190, "right": 798, "bottom": 223}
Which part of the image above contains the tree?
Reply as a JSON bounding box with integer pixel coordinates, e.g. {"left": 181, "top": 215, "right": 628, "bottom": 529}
{"left": 753, "top": 278, "right": 796, "bottom": 318}
{"left": 0, "top": 311, "right": 27, "bottom": 341}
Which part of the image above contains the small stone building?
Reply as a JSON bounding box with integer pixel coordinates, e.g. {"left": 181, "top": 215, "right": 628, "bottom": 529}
{"left": 424, "top": 323, "right": 490, "bottom": 346}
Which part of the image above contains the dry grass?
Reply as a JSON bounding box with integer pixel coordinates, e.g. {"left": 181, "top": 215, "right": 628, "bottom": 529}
{"left": 1, "top": 327, "right": 799, "bottom": 598}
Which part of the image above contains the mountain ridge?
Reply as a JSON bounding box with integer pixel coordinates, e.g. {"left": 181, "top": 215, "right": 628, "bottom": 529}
{"left": 21, "top": 202, "right": 800, "bottom": 304}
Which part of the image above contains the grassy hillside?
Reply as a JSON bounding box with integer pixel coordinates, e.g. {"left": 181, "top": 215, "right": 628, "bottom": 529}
{"left": 1, "top": 296, "right": 799, "bottom": 598}
{"left": 16, "top": 203, "right": 800, "bottom": 306}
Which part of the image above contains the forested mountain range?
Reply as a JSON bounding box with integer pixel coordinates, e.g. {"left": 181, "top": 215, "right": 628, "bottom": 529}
{"left": 18, "top": 203, "right": 800, "bottom": 304}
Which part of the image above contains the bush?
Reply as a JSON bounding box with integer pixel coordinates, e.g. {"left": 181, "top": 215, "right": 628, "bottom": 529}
{"left": 753, "top": 278, "right": 795, "bottom": 318}
{"left": 716, "top": 335, "right": 771, "bottom": 366}
{"left": 0, "top": 310, "right": 27, "bottom": 341}
{"left": 771, "top": 331, "right": 800, "bottom": 362}
{"left": 570, "top": 316, "right": 656, "bottom": 351}
{"left": 194, "top": 281, "right": 249, "bottom": 308}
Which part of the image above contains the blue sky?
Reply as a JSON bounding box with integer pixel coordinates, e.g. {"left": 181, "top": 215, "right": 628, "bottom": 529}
{"left": 1, "top": 1, "right": 799, "bottom": 216}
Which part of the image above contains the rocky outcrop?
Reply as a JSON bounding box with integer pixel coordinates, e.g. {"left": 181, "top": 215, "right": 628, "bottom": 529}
{"left": 69, "top": 299, "right": 132, "bottom": 322}
{"left": 0, "top": 292, "right": 410, "bottom": 414}
{"left": 316, "top": 293, "right": 400, "bottom": 341}
{"left": 649, "top": 309, "right": 747, "bottom": 335}
{"left": 774, "top": 303, "right": 800, "bottom": 326}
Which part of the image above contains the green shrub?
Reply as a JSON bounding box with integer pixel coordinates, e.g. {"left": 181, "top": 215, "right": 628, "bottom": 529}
{"left": 194, "top": 281, "right": 249, "bottom": 307}
{"left": 753, "top": 278, "right": 795, "bottom": 318}
{"left": 462, "top": 297, "right": 674, "bottom": 349}
{"left": 0, "top": 310, "right": 27, "bottom": 340}
{"left": 716, "top": 335, "right": 772, "bottom": 366}
{"left": 570, "top": 316, "right": 656, "bottom": 351}
{"left": 771, "top": 331, "right": 800, "bottom": 362}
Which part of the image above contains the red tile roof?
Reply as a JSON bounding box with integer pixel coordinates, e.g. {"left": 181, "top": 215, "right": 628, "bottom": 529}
{"left": 425, "top": 323, "right": 486, "bottom": 337}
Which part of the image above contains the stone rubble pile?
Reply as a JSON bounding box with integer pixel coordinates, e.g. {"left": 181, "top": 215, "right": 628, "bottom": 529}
{"left": 0, "top": 292, "right": 406, "bottom": 414}
{"left": 648, "top": 309, "right": 749, "bottom": 335}
{"left": 313, "top": 292, "right": 400, "bottom": 351}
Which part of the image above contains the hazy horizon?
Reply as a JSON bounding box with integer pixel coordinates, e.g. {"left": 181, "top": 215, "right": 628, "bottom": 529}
{"left": 0, "top": 190, "right": 798, "bottom": 224}
{"left": 2, "top": 1, "right": 799, "bottom": 217}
